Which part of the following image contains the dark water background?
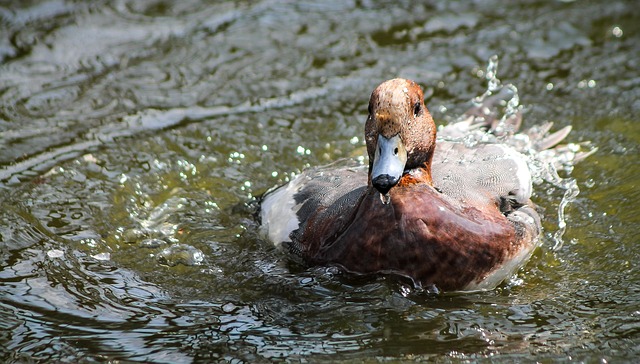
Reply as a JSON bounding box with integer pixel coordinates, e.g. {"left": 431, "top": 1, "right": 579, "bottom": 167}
{"left": 1, "top": 0, "right": 638, "bottom": 362}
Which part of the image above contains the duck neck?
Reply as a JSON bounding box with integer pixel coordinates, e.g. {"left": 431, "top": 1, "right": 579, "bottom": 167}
{"left": 398, "top": 161, "right": 434, "bottom": 187}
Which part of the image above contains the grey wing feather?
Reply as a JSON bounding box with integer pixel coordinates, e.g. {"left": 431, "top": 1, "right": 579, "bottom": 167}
{"left": 432, "top": 141, "right": 532, "bottom": 208}
{"left": 260, "top": 160, "right": 367, "bottom": 247}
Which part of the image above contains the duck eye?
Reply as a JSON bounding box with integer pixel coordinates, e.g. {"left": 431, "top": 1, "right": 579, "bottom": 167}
{"left": 413, "top": 102, "right": 421, "bottom": 117}
{"left": 368, "top": 103, "right": 373, "bottom": 115}
{"left": 394, "top": 147, "right": 398, "bottom": 155}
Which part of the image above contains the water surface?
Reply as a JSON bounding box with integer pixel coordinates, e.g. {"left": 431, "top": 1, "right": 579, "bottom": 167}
{"left": 1, "top": 0, "right": 639, "bottom": 362}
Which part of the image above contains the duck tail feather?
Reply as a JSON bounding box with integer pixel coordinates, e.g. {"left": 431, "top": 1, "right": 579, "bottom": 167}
{"left": 535, "top": 125, "right": 573, "bottom": 150}
{"left": 573, "top": 146, "right": 598, "bottom": 164}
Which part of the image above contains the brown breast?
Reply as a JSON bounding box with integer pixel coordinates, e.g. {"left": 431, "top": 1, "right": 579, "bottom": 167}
{"left": 301, "top": 184, "right": 524, "bottom": 291}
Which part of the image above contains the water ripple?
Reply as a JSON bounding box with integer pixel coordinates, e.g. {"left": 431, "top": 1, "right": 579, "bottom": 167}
{"left": 0, "top": 0, "right": 637, "bottom": 362}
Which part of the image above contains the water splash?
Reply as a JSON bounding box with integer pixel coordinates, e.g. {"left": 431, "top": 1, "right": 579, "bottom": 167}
{"left": 502, "top": 84, "right": 521, "bottom": 123}
{"left": 553, "top": 178, "right": 580, "bottom": 250}
{"left": 472, "top": 55, "right": 503, "bottom": 107}
{"left": 531, "top": 156, "right": 581, "bottom": 250}
{"left": 486, "top": 56, "right": 586, "bottom": 249}
{"left": 443, "top": 56, "right": 594, "bottom": 249}
{"left": 486, "top": 54, "right": 502, "bottom": 93}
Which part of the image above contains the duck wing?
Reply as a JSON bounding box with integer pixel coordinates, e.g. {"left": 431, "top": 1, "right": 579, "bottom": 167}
{"left": 259, "top": 160, "right": 367, "bottom": 251}
{"left": 432, "top": 141, "right": 532, "bottom": 211}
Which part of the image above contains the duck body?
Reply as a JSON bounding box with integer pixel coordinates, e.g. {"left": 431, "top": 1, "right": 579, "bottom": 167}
{"left": 261, "top": 150, "right": 539, "bottom": 291}
{"left": 260, "top": 78, "right": 576, "bottom": 292}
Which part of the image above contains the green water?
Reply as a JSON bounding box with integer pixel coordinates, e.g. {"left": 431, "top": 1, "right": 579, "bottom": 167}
{"left": 1, "top": 0, "right": 638, "bottom": 362}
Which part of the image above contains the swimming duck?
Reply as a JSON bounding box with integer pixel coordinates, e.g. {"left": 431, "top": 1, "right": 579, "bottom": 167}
{"left": 260, "top": 78, "right": 583, "bottom": 292}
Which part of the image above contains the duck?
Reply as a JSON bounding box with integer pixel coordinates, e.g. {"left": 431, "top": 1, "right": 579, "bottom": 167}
{"left": 259, "top": 78, "right": 587, "bottom": 292}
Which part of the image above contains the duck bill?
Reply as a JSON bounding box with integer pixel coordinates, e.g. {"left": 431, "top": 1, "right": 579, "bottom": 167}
{"left": 371, "top": 134, "right": 407, "bottom": 195}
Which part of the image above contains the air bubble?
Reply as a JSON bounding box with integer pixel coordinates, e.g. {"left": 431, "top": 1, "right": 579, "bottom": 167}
{"left": 612, "top": 26, "right": 623, "bottom": 37}
{"left": 584, "top": 178, "right": 595, "bottom": 188}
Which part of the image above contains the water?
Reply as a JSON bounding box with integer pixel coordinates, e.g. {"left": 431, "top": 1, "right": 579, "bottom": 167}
{"left": 1, "top": 0, "right": 639, "bottom": 362}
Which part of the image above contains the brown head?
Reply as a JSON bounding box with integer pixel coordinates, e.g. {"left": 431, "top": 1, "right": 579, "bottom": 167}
{"left": 365, "top": 78, "right": 436, "bottom": 195}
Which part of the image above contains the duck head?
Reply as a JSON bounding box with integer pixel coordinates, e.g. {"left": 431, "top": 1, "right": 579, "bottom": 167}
{"left": 365, "top": 78, "right": 436, "bottom": 195}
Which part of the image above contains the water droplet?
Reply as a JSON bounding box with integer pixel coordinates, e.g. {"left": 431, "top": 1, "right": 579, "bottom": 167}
{"left": 612, "top": 26, "right": 623, "bottom": 37}
{"left": 552, "top": 178, "right": 580, "bottom": 250}
{"left": 507, "top": 276, "right": 524, "bottom": 287}
{"left": 486, "top": 55, "right": 502, "bottom": 92}
{"left": 399, "top": 284, "right": 412, "bottom": 297}
{"left": 81, "top": 238, "right": 98, "bottom": 248}
{"left": 584, "top": 178, "right": 595, "bottom": 188}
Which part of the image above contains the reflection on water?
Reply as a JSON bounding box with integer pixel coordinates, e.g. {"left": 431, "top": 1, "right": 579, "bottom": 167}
{"left": 1, "top": 0, "right": 639, "bottom": 362}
